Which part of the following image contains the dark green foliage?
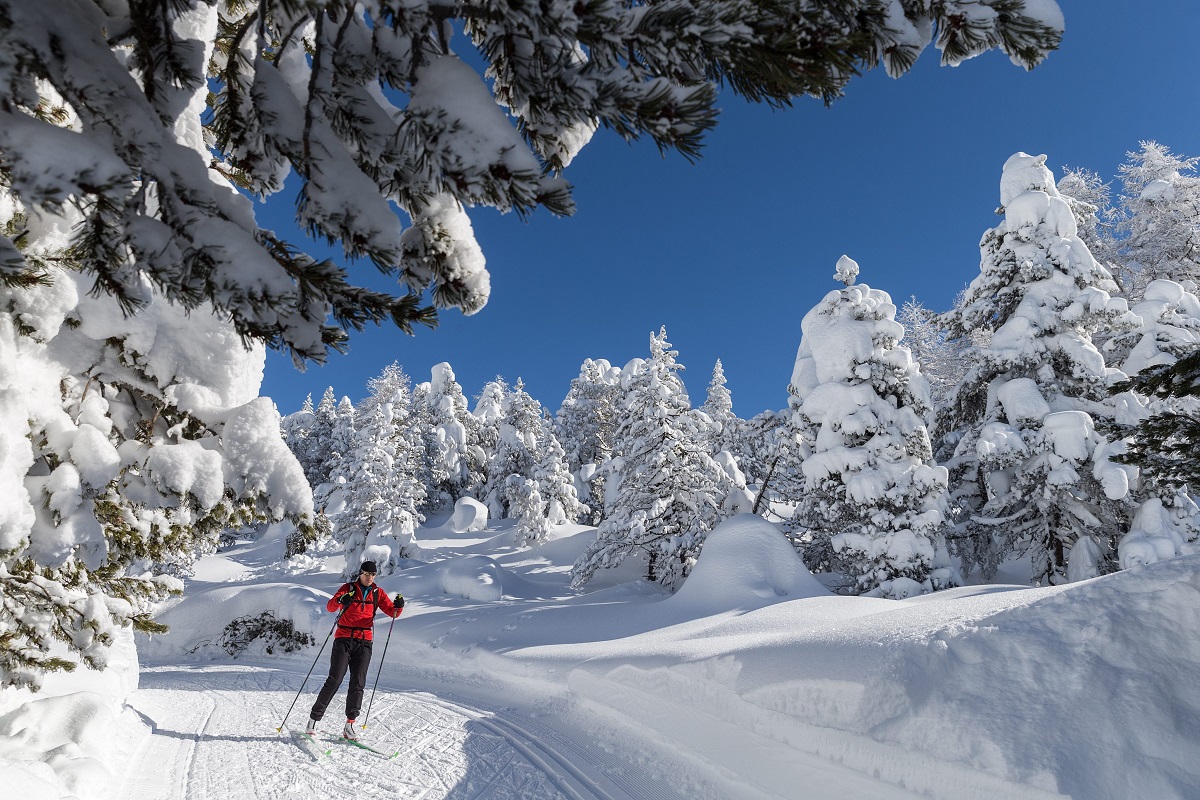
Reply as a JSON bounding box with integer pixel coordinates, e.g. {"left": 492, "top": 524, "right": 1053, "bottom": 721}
{"left": 0, "top": 0, "right": 1061, "bottom": 363}
{"left": 1109, "top": 351, "right": 1200, "bottom": 489}
{"left": 215, "top": 612, "right": 315, "bottom": 657}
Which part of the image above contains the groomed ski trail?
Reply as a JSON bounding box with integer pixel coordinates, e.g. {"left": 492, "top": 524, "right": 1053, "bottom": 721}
{"left": 116, "top": 661, "right": 1026, "bottom": 800}
{"left": 119, "top": 663, "right": 590, "bottom": 800}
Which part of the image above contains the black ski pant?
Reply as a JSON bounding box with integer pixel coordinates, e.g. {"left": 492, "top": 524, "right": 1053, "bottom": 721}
{"left": 309, "top": 637, "right": 373, "bottom": 722}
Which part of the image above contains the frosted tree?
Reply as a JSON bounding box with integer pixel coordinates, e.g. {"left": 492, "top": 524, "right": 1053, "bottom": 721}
{"left": 787, "top": 264, "right": 952, "bottom": 598}
{"left": 339, "top": 364, "right": 426, "bottom": 577}
{"left": 482, "top": 379, "right": 541, "bottom": 517}
{"left": 421, "top": 363, "right": 484, "bottom": 507}
{"left": 1114, "top": 142, "right": 1200, "bottom": 295}
{"left": 281, "top": 394, "right": 315, "bottom": 467}
{"left": 532, "top": 426, "right": 588, "bottom": 536}
{"left": 483, "top": 380, "right": 585, "bottom": 541}
{"left": 572, "top": 328, "right": 731, "bottom": 590}
{"left": 0, "top": 1, "right": 1062, "bottom": 365}
{"left": 941, "top": 153, "right": 1140, "bottom": 585}
{"left": 897, "top": 297, "right": 965, "bottom": 412}
{"left": 0, "top": 200, "right": 312, "bottom": 690}
{"left": 1057, "top": 167, "right": 1124, "bottom": 292}
{"left": 472, "top": 377, "right": 507, "bottom": 499}
{"left": 296, "top": 387, "right": 338, "bottom": 488}
{"left": 731, "top": 410, "right": 806, "bottom": 516}
{"left": 556, "top": 359, "right": 622, "bottom": 524}
{"left": 1100, "top": 281, "right": 1200, "bottom": 562}
{"left": 701, "top": 359, "right": 740, "bottom": 455}
{"left": 313, "top": 396, "right": 357, "bottom": 518}
{"left": 409, "top": 381, "right": 449, "bottom": 516}
{"left": 506, "top": 476, "right": 550, "bottom": 545}
{"left": 326, "top": 397, "right": 359, "bottom": 486}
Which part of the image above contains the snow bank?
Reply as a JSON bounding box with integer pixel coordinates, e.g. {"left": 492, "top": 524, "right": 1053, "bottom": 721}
{"left": 886, "top": 557, "right": 1200, "bottom": 798}
{"left": 559, "top": 558, "right": 1200, "bottom": 799}
{"left": 0, "top": 626, "right": 140, "bottom": 799}
{"left": 137, "top": 583, "right": 331, "bottom": 658}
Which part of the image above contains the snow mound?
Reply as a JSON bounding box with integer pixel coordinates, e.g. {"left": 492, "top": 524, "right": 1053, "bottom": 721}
{"left": 672, "top": 515, "right": 827, "bottom": 613}
{"left": 448, "top": 497, "right": 489, "bottom": 533}
{"left": 0, "top": 691, "right": 117, "bottom": 797}
{"left": 440, "top": 555, "right": 504, "bottom": 601}
{"left": 138, "top": 583, "right": 330, "bottom": 657}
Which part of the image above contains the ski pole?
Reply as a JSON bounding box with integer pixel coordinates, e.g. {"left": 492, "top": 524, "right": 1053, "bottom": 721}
{"left": 276, "top": 602, "right": 347, "bottom": 732}
{"left": 361, "top": 597, "right": 401, "bottom": 730}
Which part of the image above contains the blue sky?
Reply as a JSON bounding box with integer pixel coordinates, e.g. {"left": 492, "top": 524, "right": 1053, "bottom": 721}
{"left": 259, "top": 0, "right": 1200, "bottom": 419}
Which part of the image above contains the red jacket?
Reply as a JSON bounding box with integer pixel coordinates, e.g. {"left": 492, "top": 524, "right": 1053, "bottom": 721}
{"left": 327, "top": 582, "right": 402, "bottom": 640}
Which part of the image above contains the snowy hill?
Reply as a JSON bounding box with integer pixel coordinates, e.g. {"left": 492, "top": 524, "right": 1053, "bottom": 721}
{"left": 2, "top": 514, "right": 1199, "bottom": 798}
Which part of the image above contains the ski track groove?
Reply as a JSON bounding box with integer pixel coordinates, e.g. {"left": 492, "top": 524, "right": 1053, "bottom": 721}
{"left": 121, "top": 664, "right": 623, "bottom": 800}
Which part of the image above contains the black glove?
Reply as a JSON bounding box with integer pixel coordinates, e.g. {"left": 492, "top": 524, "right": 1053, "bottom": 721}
{"left": 339, "top": 591, "right": 354, "bottom": 606}
{"left": 394, "top": 594, "right": 405, "bottom": 610}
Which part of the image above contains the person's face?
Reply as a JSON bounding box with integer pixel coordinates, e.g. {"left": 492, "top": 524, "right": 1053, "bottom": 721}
{"left": 358, "top": 570, "right": 376, "bottom": 586}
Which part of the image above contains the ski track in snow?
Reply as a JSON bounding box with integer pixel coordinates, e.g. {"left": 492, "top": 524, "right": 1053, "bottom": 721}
{"left": 116, "top": 663, "right": 668, "bottom": 800}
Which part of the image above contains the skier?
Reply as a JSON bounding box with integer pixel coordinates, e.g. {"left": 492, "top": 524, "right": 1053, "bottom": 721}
{"left": 306, "top": 561, "right": 404, "bottom": 740}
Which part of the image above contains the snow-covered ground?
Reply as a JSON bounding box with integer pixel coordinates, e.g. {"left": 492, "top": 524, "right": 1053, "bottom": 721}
{"left": 3, "top": 513, "right": 1199, "bottom": 799}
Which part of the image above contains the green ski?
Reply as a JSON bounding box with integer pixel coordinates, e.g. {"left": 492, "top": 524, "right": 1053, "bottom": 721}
{"left": 336, "top": 736, "right": 395, "bottom": 758}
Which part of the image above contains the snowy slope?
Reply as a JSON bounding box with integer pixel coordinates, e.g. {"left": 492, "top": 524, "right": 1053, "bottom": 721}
{"left": 3, "top": 514, "right": 1198, "bottom": 799}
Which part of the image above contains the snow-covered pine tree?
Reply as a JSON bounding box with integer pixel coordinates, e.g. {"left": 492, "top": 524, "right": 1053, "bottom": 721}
{"left": 422, "top": 363, "right": 484, "bottom": 509}
{"left": 0, "top": 1, "right": 1062, "bottom": 363}
{"left": 483, "top": 380, "right": 585, "bottom": 542}
{"left": 572, "top": 328, "right": 730, "bottom": 590}
{"left": 556, "top": 359, "right": 622, "bottom": 525}
{"left": 482, "top": 379, "right": 540, "bottom": 518}
{"left": 940, "top": 153, "right": 1140, "bottom": 585}
{"left": 281, "top": 394, "right": 315, "bottom": 468}
{"left": 1100, "top": 280, "right": 1200, "bottom": 561}
{"left": 297, "top": 387, "right": 338, "bottom": 489}
{"left": 897, "top": 297, "right": 965, "bottom": 413}
{"left": 0, "top": 199, "right": 312, "bottom": 690}
{"left": 339, "top": 363, "right": 425, "bottom": 577}
{"left": 532, "top": 423, "right": 588, "bottom": 536}
{"left": 1057, "top": 167, "right": 1124, "bottom": 293}
{"left": 472, "top": 377, "right": 507, "bottom": 503}
{"left": 325, "top": 398, "right": 358, "bottom": 491}
{"left": 506, "top": 475, "right": 550, "bottom": 545}
{"left": 731, "top": 410, "right": 805, "bottom": 516}
{"left": 700, "top": 359, "right": 740, "bottom": 455}
{"left": 308, "top": 395, "right": 358, "bottom": 523}
{"left": 1114, "top": 142, "right": 1200, "bottom": 295}
{"left": 787, "top": 261, "right": 951, "bottom": 598}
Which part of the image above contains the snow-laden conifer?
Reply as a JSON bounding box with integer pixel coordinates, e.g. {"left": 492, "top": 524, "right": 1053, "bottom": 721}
{"left": 941, "top": 153, "right": 1140, "bottom": 585}
{"left": 897, "top": 298, "right": 965, "bottom": 413}
{"left": 483, "top": 380, "right": 585, "bottom": 543}
{"left": 572, "top": 328, "right": 730, "bottom": 590}
{"left": 1101, "top": 280, "right": 1200, "bottom": 561}
{"left": 298, "top": 388, "right": 338, "bottom": 489}
{"left": 0, "top": 1, "right": 1062, "bottom": 362}
{"left": 339, "top": 364, "right": 425, "bottom": 577}
{"left": 419, "top": 363, "right": 484, "bottom": 510}
{"left": 1056, "top": 167, "right": 1124, "bottom": 292}
{"left": 787, "top": 264, "right": 952, "bottom": 598}
{"left": 700, "top": 359, "right": 740, "bottom": 455}
{"left": 556, "top": 359, "right": 622, "bottom": 524}
{"left": 0, "top": 198, "right": 312, "bottom": 690}
{"left": 1114, "top": 142, "right": 1200, "bottom": 295}
{"left": 281, "top": 394, "right": 315, "bottom": 471}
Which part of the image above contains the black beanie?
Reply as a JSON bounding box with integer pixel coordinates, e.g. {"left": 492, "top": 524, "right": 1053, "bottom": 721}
{"left": 359, "top": 560, "right": 378, "bottom": 574}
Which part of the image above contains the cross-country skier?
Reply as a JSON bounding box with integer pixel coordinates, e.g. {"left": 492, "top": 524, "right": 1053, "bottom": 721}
{"left": 306, "top": 561, "right": 404, "bottom": 740}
